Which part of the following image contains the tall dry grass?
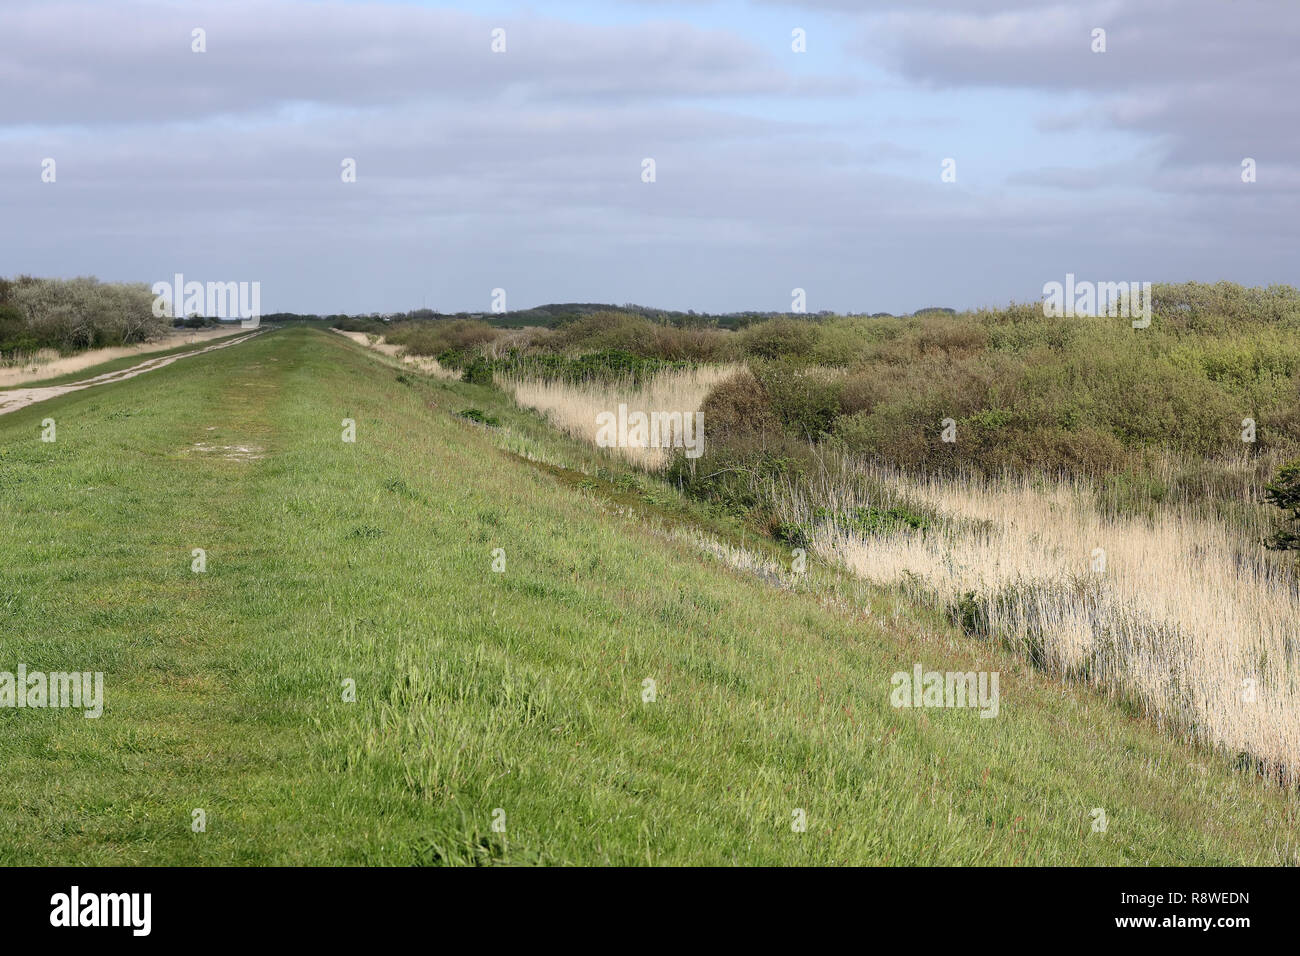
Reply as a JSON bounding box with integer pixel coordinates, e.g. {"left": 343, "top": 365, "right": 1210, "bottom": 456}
{"left": 331, "top": 329, "right": 462, "bottom": 381}
{"left": 777, "top": 461, "right": 1300, "bottom": 784}
{"left": 506, "top": 365, "right": 740, "bottom": 469}
{"left": 0, "top": 347, "right": 59, "bottom": 371}
{"left": 507, "top": 359, "right": 1300, "bottom": 783}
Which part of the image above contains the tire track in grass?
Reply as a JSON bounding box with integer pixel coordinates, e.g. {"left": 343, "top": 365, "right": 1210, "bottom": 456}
{"left": 0, "top": 328, "right": 266, "bottom": 417}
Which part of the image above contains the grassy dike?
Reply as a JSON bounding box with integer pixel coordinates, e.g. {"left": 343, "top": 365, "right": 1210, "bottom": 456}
{"left": 0, "top": 326, "right": 1296, "bottom": 865}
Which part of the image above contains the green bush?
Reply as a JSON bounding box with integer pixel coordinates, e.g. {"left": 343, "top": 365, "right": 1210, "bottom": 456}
{"left": 0, "top": 275, "right": 165, "bottom": 354}
{"left": 385, "top": 319, "right": 497, "bottom": 358}
{"left": 1264, "top": 460, "right": 1300, "bottom": 551}
{"left": 665, "top": 368, "right": 818, "bottom": 515}
{"left": 334, "top": 316, "right": 388, "bottom": 335}
{"left": 0, "top": 303, "right": 37, "bottom": 354}
{"left": 750, "top": 360, "right": 843, "bottom": 440}
{"left": 761, "top": 282, "right": 1300, "bottom": 477}
{"left": 736, "top": 318, "right": 820, "bottom": 361}
{"left": 458, "top": 408, "right": 500, "bottom": 427}
{"left": 461, "top": 357, "right": 495, "bottom": 386}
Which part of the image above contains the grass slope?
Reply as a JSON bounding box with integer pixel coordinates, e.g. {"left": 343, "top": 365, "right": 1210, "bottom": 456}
{"left": 0, "top": 327, "right": 1295, "bottom": 865}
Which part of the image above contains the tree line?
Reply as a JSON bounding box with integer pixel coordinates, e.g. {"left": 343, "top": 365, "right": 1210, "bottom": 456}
{"left": 0, "top": 276, "right": 169, "bottom": 356}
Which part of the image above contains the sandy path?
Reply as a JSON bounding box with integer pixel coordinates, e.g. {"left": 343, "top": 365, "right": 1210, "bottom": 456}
{"left": 332, "top": 328, "right": 403, "bottom": 356}
{"left": 330, "top": 328, "right": 461, "bottom": 380}
{"left": 0, "top": 329, "right": 265, "bottom": 417}
{"left": 0, "top": 326, "right": 249, "bottom": 389}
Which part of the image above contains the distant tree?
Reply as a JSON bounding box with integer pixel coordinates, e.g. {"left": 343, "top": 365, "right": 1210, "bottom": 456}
{"left": 0, "top": 302, "right": 34, "bottom": 353}
{"left": 4, "top": 276, "right": 163, "bottom": 351}
{"left": 1264, "top": 459, "right": 1300, "bottom": 551}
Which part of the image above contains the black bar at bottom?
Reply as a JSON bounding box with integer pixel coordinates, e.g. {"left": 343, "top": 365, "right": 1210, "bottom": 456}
{"left": 0, "top": 866, "right": 1278, "bottom": 942}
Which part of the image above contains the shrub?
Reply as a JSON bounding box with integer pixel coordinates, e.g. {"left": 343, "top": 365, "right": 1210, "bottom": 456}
{"left": 697, "top": 368, "right": 780, "bottom": 444}
{"left": 549, "top": 311, "right": 650, "bottom": 353}
{"left": 334, "top": 316, "right": 388, "bottom": 334}
{"left": 549, "top": 311, "right": 732, "bottom": 362}
{"left": 1, "top": 276, "right": 165, "bottom": 354}
{"left": 666, "top": 368, "right": 817, "bottom": 514}
{"left": 809, "top": 316, "right": 899, "bottom": 366}
{"left": 0, "top": 303, "right": 37, "bottom": 354}
{"left": 736, "top": 318, "right": 820, "bottom": 361}
{"left": 386, "top": 319, "right": 498, "bottom": 357}
{"left": 462, "top": 356, "right": 495, "bottom": 386}
{"left": 1264, "top": 459, "right": 1300, "bottom": 551}
{"left": 458, "top": 408, "right": 500, "bottom": 426}
{"left": 750, "top": 360, "right": 843, "bottom": 440}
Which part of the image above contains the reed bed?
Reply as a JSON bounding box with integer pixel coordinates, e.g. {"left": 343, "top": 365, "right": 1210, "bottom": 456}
{"left": 505, "top": 364, "right": 739, "bottom": 469}
{"left": 777, "top": 462, "right": 1300, "bottom": 784}
{"left": 507, "top": 361, "right": 1300, "bottom": 784}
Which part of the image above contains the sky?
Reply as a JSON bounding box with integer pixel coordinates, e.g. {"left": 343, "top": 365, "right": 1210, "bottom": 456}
{"left": 1, "top": 0, "right": 1297, "bottom": 315}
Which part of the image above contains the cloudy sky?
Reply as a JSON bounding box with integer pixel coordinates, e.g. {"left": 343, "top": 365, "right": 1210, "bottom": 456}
{"left": 1, "top": 0, "right": 1296, "bottom": 314}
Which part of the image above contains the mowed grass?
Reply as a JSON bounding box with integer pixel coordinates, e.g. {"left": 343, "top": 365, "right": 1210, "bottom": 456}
{"left": 0, "top": 327, "right": 1297, "bottom": 865}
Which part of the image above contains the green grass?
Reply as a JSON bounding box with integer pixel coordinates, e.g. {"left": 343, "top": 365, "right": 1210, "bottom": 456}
{"left": 1, "top": 326, "right": 1297, "bottom": 865}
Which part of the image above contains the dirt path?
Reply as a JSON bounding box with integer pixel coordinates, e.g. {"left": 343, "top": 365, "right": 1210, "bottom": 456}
{"left": 0, "top": 329, "right": 266, "bottom": 417}
{"left": 0, "top": 326, "right": 249, "bottom": 389}
{"left": 330, "top": 328, "right": 461, "bottom": 380}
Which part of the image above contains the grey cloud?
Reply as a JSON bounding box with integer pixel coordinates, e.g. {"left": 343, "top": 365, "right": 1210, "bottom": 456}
{"left": 0, "top": 0, "right": 823, "bottom": 128}
{"left": 1, "top": 0, "right": 1295, "bottom": 314}
{"left": 852, "top": 0, "right": 1300, "bottom": 173}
